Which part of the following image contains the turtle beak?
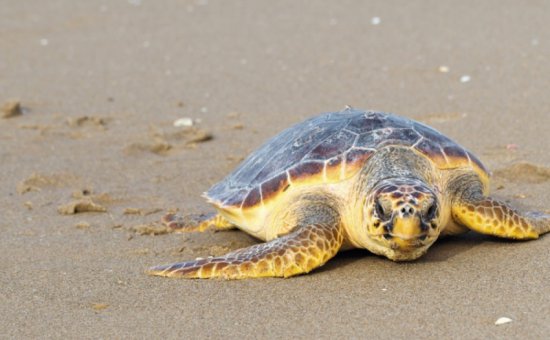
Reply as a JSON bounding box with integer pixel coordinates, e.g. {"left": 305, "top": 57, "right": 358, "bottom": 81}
{"left": 388, "top": 205, "right": 426, "bottom": 249}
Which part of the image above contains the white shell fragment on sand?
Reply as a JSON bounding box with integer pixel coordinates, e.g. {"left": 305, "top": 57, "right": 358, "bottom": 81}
{"left": 173, "top": 117, "right": 194, "bottom": 127}
{"left": 438, "top": 65, "right": 450, "bottom": 73}
{"left": 460, "top": 75, "right": 471, "bottom": 83}
{"left": 371, "top": 17, "right": 381, "bottom": 25}
{"left": 495, "top": 317, "right": 513, "bottom": 325}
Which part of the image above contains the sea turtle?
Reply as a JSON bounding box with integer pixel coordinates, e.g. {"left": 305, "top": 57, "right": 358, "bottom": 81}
{"left": 147, "top": 108, "right": 550, "bottom": 279}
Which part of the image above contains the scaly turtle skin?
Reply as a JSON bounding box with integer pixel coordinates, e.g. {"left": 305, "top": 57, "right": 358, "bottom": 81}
{"left": 148, "top": 108, "right": 550, "bottom": 279}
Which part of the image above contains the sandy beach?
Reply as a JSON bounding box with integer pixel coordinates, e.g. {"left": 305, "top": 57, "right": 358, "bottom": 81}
{"left": 1, "top": 1, "right": 549, "bottom": 338}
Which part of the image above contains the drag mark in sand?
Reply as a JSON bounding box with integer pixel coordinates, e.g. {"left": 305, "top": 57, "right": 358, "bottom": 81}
{"left": 124, "top": 125, "right": 213, "bottom": 156}
{"left": 57, "top": 197, "right": 107, "bottom": 215}
{"left": 17, "top": 172, "right": 82, "bottom": 194}
{"left": 493, "top": 162, "right": 550, "bottom": 184}
{"left": 417, "top": 112, "right": 467, "bottom": 124}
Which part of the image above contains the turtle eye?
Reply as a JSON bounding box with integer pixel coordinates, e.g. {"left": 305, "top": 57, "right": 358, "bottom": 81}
{"left": 425, "top": 203, "right": 437, "bottom": 220}
{"left": 375, "top": 200, "right": 389, "bottom": 220}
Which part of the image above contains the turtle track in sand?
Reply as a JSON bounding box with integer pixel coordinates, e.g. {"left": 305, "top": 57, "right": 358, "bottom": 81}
{"left": 493, "top": 162, "right": 550, "bottom": 184}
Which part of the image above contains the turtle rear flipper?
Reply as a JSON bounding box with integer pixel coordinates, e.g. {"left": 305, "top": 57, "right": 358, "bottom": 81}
{"left": 452, "top": 195, "right": 550, "bottom": 239}
{"left": 148, "top": 201, "right": 344, "bottom": 279}
{"left": 161, "top": 213, "right": 235, "bottom": 233}
{"left": 147, "top": 221, "right": 343, "bottom": 279}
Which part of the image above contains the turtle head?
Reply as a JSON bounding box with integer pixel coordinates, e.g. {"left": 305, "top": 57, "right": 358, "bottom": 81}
{"left": 363, "top": 178, "right": 441, "bottom": 261}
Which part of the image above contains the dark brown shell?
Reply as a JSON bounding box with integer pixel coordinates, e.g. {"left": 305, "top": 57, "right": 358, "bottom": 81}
{"left": 206, "top": 108, "right": 488, "bottom": 209}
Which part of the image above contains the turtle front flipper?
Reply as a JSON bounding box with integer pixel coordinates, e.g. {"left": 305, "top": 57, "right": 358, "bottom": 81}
{"left": 161, "top": 213, "right": 235, "bottom": 233}
{"left": 452, "top": 195, "right": 550, "bottom": 239}
{"left": 148, "top": 203, "right": 344, "bottom": 279}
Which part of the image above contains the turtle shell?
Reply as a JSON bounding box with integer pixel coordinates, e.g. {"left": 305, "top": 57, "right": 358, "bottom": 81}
{"left": 206, "top": 108, "right": 488, "bottom": 211}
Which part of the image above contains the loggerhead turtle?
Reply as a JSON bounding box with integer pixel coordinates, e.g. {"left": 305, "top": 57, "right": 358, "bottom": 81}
{"left": 147, "top": 108, "right": 550, "bottom": 279}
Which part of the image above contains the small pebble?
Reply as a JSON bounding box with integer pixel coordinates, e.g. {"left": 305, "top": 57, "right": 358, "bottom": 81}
{"left": 1, "top": 100, "right": 23, "bottom": 118}
{"left": 75, "top": 221, "right": 91, "bottom": 229}
{"left": 506, "top": 144, "right": 519, "bottom": 151}
{"left": 495, "top": 317, "right": 512, "bottom": 325}
{"left": 173, "top": 117, "right": 194, "bottom": 127}
{"left": 39, "top": 38, "right": 49, "bottom": 46}
{"left": 226, "top": 112, "right": 240, "bottom": 118}
{"left": 371, "top": 17, "right": 381, "bottom": 25}
{"left": 438, "top": 65, "right": 450, "bottom": 73}
{"left": 460, "top": 75, "right": 471, "bottom": 83}
{"left": 91, "top": 303, "right": 109, "bottom": 311}
{"left": 123, "top": 208, "right": 142, "bottom": 215}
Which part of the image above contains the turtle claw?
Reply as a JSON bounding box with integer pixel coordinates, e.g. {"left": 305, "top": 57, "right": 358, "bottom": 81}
{"left": 146, "top": 262, "right": 191, "bottom": 277}
{"left": 145, "top": 264, "right": 171, "bottom": 277}
{"left": 146, "top": 259, "right": 221, "bottom": 279}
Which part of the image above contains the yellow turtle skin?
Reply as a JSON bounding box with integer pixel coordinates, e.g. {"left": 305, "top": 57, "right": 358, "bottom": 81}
{"left": 147, "top": 108, "right": 550, "bottom": 279}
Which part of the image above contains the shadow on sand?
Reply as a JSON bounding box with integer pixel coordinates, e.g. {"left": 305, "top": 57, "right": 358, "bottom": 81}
{"left": 317, "top": 231, "right": 515, "bottom": 273}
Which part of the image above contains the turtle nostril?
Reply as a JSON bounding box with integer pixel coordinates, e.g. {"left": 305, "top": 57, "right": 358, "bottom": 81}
{"left": 400, "top": 206, "right": 414, "bottom": 216}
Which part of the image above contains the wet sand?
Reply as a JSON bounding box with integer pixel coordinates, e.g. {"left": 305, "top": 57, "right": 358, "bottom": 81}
{"left": 1, "top": 1, "right": 549, "bottom": 338}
